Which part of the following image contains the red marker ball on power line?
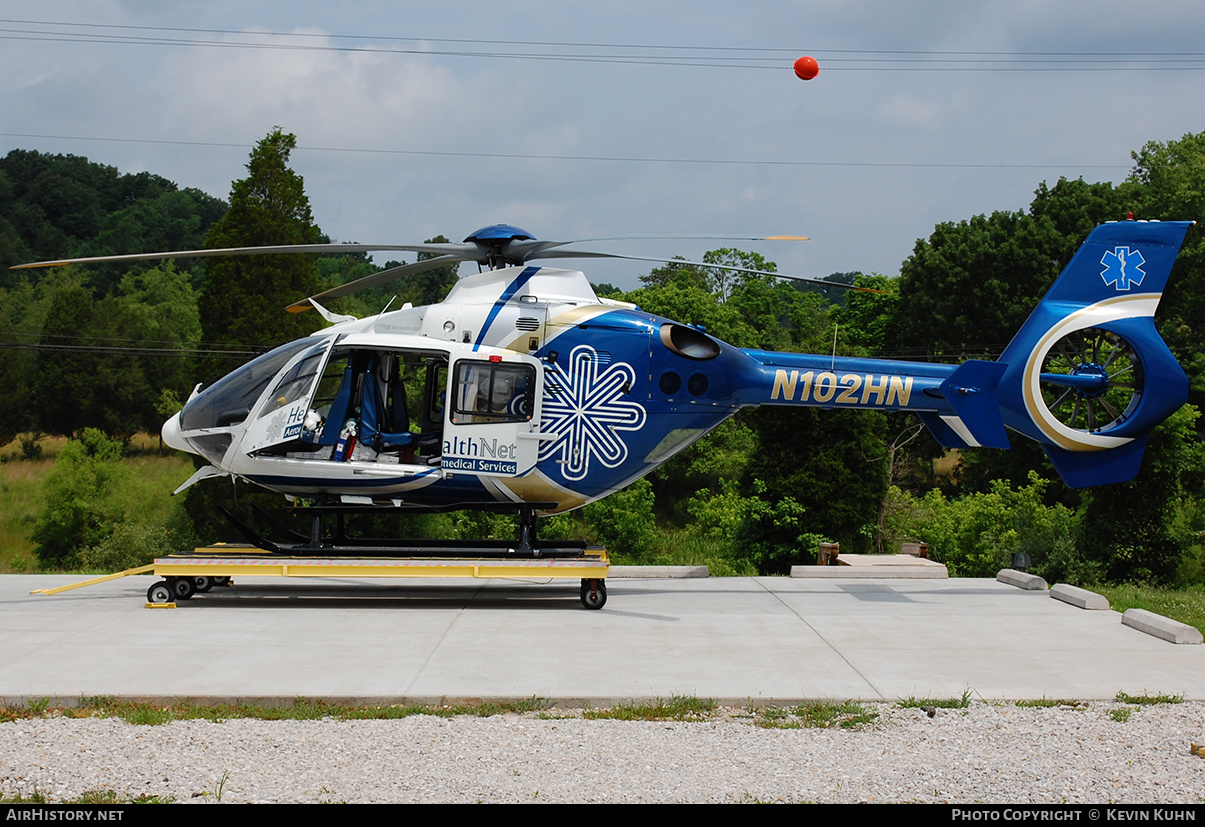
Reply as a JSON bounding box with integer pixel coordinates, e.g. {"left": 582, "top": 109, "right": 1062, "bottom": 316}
{"left": 793, "top": 55, "right": 819, "bottom": 80}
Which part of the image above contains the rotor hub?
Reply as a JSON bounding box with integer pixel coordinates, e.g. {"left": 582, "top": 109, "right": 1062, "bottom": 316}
{"left": 1070, "top": 362, "right": 1109, "bottom": 398}
{"left": 463, "top": 224, "right": 537, "bottom": 268}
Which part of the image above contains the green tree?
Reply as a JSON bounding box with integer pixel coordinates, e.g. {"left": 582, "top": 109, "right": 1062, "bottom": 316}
{"left": 741, "top": 406, "right": 888, "bottom": 556}
{"left": 835, "top": 274, "right": 897, "bottom": 353}
{"left": 892, "top": 472, "right": 1079, "bottom": 579}
{"left": 701, "top": 247, "right": 775, "bottom": 302}
{"left": 1029, "top": 177, "right": 1129, "bottom": 266}
{"left": 0, "top": 149, "right": 225, "bottom": 279}
{"left": 405, "top": 236, "right": 462, "bottom": 306}
{"left": 114, "top": 262, "right": 202, "bottom": 406}
{"left": 639, "top": 256, "right": 707, "bottom": 290}
{"left": 187, "top": 129, "right": 326, "bottom": 544}
{"left": 0, "top": 285, "right": 34, "bottom": 445}
{"left": 1127, "top": 132, "right": 1205, "bottom": 417}
{"left": 624, "top": 272, "right": 759, "bottom": 347}
{"left": 198, "top": 128, "right": 322, "bottom": 350}
{"left": 891, "top": 211, "right": 1065, "bottom": 359}
{"left": 34, "top": 281, "right": 97, "bottom": 436}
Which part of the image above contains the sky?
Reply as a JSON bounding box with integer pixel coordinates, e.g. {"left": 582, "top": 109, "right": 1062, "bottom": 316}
{"left": 2, "top": 1, "right": 1203, "bottom": 289}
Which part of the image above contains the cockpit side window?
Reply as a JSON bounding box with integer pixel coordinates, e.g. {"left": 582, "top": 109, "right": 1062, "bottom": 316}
{"left": 257, "top": 343, "right": 328, "bottom": 419}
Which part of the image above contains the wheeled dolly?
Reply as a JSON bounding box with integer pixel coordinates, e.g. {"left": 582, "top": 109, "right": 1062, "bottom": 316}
{"left": 143, "top": 546, "right": 611, "bottom": 609}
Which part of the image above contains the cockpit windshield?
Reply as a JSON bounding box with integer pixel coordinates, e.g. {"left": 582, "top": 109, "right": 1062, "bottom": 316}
{"left": 180, "top": 338, "right": 319, "bottom": 431}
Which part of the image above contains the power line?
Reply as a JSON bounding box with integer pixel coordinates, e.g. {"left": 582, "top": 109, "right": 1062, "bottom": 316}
{"left": 0, "top": 132, "right": 1132, "bottom": 171}
{"left": 1, "top": 19, "right": 1203, "bottom": 71}
{"left": 6, "top": 18, "right": 1205, "bottom": 58}
{"left": 0, "top": 329, "right": 261, "bottom": 359}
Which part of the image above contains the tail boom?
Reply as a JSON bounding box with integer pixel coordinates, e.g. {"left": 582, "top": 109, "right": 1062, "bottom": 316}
{"left": 741, "top": 220, "right": 1193, "bottom": 488}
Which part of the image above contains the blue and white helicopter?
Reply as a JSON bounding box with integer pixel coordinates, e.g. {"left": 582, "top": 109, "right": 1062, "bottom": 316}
{"left": 17, "top": 220, "right": 1194, "bottom": 572}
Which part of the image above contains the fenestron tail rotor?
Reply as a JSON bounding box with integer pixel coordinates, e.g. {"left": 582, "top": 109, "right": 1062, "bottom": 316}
{"left": 1038, "top": 327, "right": 1143, "bottom": 433}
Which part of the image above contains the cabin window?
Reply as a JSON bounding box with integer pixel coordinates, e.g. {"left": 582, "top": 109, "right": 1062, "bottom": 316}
{"left": 450, "top": 360, "right": 535, "bottom": 424}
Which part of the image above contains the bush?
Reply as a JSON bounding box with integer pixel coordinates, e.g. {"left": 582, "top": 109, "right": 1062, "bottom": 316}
{"left": 579, "top": 476, "right": 658, "bottom": 558}
{"left": 895, "top": 472, "right": 1079, "bottom": 579}
{"left": 29, "top": 429, "right": 197, "bottom": 572}
{"left": 78, "top": 523, "right": 179, "bottom": 572}
{"left": 31, "top": 429, "right": 128, "bottom": 569}
{"left": 1076, "top": 405, "right": 1204, "bottom": 585}
{"left": 19, "top": 433, "right": 42, "bottom": 461}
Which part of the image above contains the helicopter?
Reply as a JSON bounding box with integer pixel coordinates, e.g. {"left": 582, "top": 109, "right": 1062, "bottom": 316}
{"left": 14, "top": 219, "right": 1194, "bottom": 559}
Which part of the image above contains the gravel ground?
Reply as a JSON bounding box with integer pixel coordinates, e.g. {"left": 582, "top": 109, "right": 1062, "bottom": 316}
{"left": 2, "top": 702, "right": 1204, "bottom": 804}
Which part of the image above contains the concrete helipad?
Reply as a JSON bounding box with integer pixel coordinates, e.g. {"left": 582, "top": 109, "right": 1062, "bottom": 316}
{"left": 2, "top": 573, "right": 1203, "bottom": 704}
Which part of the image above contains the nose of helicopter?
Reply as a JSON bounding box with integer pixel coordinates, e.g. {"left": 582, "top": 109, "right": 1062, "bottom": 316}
{"left": 160, "top": 412, "right": 191, "bottom": 454}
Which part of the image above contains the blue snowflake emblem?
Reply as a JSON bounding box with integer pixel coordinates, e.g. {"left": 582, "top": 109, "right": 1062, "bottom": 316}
{"left": 539, "top": 345, "right": 647, "bottom": 481}
{"left": 1100, "top": 246, "right": 1146, "bottom": 291}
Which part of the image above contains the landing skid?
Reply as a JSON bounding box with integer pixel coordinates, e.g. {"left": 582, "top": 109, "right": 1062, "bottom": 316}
{"left": 156, "top": 500, "right": 614, "bottom": 608}
{"left": 220, "top": 501, "right": 586, "bottom": 558}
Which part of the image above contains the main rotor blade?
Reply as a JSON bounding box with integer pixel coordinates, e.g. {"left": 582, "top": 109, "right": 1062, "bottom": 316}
{"left": 562, "top": 234, "right": 809, "bottom": 243}
{"left": 286, "top": 255, "right": 463, "bottom": 313}
{"left": 11, "top": 242, "right": 472, "bottom": 270}
{"left": 524, "top": 248, "right": 866, "bottom": 290}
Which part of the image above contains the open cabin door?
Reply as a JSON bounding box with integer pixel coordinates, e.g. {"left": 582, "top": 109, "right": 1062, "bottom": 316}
{"left": 442, "top": 353, "right": 543, "bottom": 477}
{"left": 242, "top": 339, "right": 334, "bottom": 454}
{"left": 242, "top": 341, "right": 452, "bottom": 467}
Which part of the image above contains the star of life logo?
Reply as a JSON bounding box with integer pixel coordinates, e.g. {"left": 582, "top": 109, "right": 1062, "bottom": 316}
{"left": 1100, "top": 246, "right": 1146, "bottom": 291}
{"left": 539, "top": 345, "right": 647, "bottom": 481}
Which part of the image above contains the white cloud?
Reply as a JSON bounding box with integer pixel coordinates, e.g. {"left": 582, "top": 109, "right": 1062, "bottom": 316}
{"left": 876, "top": 94, "right": 942, "bottom": 128}
{"left": 2, "top": 0, "right": 1204, "bottom": 283}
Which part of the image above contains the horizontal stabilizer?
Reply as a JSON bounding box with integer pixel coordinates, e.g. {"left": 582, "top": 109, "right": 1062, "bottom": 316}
{"left": 937, "top": 360, "right": 1010, "bottom": 449}
{"left": 917, "top": 411, "right": 979, "bottom": 449}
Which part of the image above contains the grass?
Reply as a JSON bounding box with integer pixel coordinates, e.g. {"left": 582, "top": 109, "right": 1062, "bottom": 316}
{"left": 583, "top": 695, "right": 716, "bottom": 721}
{"left": 1, "top": 790, "right": 176, "bottom": 804}
{"left": 1114, "top": 690, "right": 1183, "bottom": 705}
{"left": 1091, "top": 583, "right": 1205, "bottom": 636}
{"left": 1014, "top": 697, "right": 1085, "bottom": 708}
{"left": 0, "top": 695, "right": 552, "bottom": 725}
{"left": 608, "top": 530, "right": 757, "bottom": 577}
{"left": 755, "top": 700, "right": 879, "bottom": 730}
{"left": 0, "top": 447, "right": 56, "bottom": 572}
{"left": 0, "top": 433, "right": 194, "bottom": 573}
{"left": 896, "top": 688, "right": 973, "bottom": 710}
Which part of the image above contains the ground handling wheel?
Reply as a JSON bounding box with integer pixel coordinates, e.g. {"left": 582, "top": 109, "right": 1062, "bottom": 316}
{"left": 169, "top": 577, "right": 196, "bottom": 601}
{"left": 580, "top": 578, "right": 607, "bottom": 610}
{"left": 193, "top": 576, "right": 214, "bottom": 593}
{"left": 146, "top": 581, "right": 174, "bottom": 604}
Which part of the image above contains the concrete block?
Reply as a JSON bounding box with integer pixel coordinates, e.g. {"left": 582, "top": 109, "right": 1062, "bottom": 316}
{"left": 1050, "top": 583, "right": 1109, "bottom": 610}
{"left": 790, "top": 565, "right": 947, "bottom": 579}
{"left": 1122, "top": 609, "right": 1204, "bottom": 644}
{"left": 607, "top": 566, "right": 709, "bottom": 579}
{"left": 997, "top": 569, "right": 1048, "bottom": 590}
